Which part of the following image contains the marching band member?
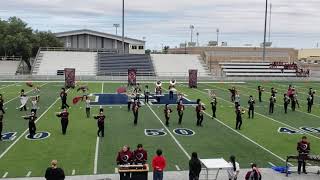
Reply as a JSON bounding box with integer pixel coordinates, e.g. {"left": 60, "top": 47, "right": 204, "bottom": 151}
{"left": 257, "top": 86, "right": 264, "bottom": 102}
{"left": 292, "top": 93, "right": 299, "bottom": 110}
{"left": 133, "top": 144, "right": 148, "bottom": 164}
{"left": 283, "top": 94, "right": 290, "bottom": 114}
{"left": 269, "top": 95, "right": 276, "bottom": 114}
{"left": 133, "top": 83, "right": 141, "bottom": 101}
{"left": 235, "top": 106, "right": 245, "bottom": 130}
{"left": 94, "top": 111, "right": 105, "bottom": 137}
{"left": 248, "top": 95, "right": 255, "bottom": 119}
{"left": 196, "top": 99, "right": 206, "bottom": 126}
{"left": 0, "top": 94, "right": 5, "bottom": 114}
{"left": 297, "top": 136, "right": 310, "bottom": 174}
{"left": 60, "top": 88, "right": 69, "bottom": 109}
{"left": 234, "top": 92, "right": 240, "bottom": 107}
{"left": 228, "top": 87, "right": 236, "bottom": 102}
{"left": 83, "top": 95, "right": 91, "bottom": 118}
{"left": 19, "top": 89, "right": 27, "bottom": 111}
{"left": 307, "top": 94, "right": 313, "bottom": 113}
{"left": 0, "top": 108, "right": 4, "bottom": 141}
{"left": 127, "top": 91, "right": 133, "bottom": 112}
{"left": 56, "top": 108, "right": 69, "bottom": 135}
{"left": 271, "top": 87, "right": 277, "bottom": 97}
{"left": 209, "top": 90, "right": 217, "bottom": 118}
{"left": 169, "top": 79, "right": 176, "bottom": 100}
{"left": 117, "top": 145, "right": 133, "bottom": 165}
{"left": 116, "top": 145, "right": 133, "bottom": 178}
{"left": 30, "top": 96, "right": 40, "bottom": 115}
{"left": 23, "top": 111, "right": 37, "bottom": 138}
{"left": 164, "top": 104, "right": 173, "bottom": 126}
{"left": 132, "top": 99, "right": 140, "bottom": 125}
{"left": 177, "top": 99, "right": 185, "bottom": 124}
{"left": 144, "top": 85, "right": 150, "bottom": 103}
{"left": 155, "top": 81, "right": 162, "bottom": 102}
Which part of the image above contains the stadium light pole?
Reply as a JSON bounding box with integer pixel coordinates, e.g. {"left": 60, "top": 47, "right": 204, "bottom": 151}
{"left": 113, "top": 24, "right": 120, "bottom": 35}
{"left": 190, "top": 25, "right": 194, "bottom": 43}
{"left": 268, "top": 3, "right": 272, "bottom": 42}
{"left": 196, "top": 32, "right": 199, "bottom": 46}
{"left": 122, "top": 0, "right": 125, "bottom": 54}
{"left": 216, "top": 28, "right": 220, "bottom": 46}
{"left": 262, "top": 0, "right": 268, "bottom": 62}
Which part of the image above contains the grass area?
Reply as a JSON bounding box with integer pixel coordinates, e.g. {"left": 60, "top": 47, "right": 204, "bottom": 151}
{"left": 0, "top": 81, "right": 319, "bottom": 177}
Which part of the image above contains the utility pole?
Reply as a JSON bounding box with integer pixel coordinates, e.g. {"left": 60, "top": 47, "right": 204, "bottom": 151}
{"left": 262, "top": 0, "right": 268, "bottom": 62}
{"left": 113, "top": 24, "right": 120, "bottom": 35}
{"left": 122, "top": 0, "right": 125, "bottom": 54}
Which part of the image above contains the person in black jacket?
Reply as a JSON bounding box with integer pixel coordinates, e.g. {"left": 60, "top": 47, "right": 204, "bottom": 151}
{"left": 45, "top": 160, "right": 65, "bottom": 180}
{"left": 189, "top": 152, "right": 201, "bottom": 180}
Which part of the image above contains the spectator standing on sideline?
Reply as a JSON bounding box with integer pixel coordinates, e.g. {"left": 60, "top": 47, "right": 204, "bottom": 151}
{"left": 227, "top": 155, "right": 240, "bottom": 180}
{"left": 189, "top": 152, "right": 201, "bottom": 180}
{"left": 245, "top": 163, "right": 262, "bottom": 180}
{"left": 45, "top": 160, "right": 65, "bottom": 180}
{"left": 152, "top": 149, "right": 166, "bottom": 180}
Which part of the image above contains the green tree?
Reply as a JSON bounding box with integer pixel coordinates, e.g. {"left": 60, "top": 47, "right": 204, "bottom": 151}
{"left": 0, "top": 17, "right": 63, "bottom": 71}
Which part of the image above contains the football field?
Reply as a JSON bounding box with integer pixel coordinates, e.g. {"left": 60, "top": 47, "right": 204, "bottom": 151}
{"left": 0, "top": 81, "right": 320, "bottom": 178}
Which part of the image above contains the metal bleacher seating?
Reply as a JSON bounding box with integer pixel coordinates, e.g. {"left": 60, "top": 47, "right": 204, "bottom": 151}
{"left": 220, "top": 62, "right": 297, "bottom": 77}
{"left": 97, "top": 54, "right": 156, "bottom": 76}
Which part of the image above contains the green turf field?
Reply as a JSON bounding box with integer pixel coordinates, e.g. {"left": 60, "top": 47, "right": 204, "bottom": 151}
{"left": 0, "top": 81, "right": 319, "bottom": 178}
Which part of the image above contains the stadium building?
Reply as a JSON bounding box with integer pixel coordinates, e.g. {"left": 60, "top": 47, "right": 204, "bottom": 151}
{"left": 54, "top": 29, "right": 145, "bottom": 54}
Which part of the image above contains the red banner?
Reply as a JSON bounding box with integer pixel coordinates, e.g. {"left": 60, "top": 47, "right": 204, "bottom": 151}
{"left": 189, "top": 69, "right": 198, "bottom": 88}
{"left": 128, "top": 69, "right": 137, "bottom": 86}
{"left": 64, "top": 68, "right": 76, "bottom": 88}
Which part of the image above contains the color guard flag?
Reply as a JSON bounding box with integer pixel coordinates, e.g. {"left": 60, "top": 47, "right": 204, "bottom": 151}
{"left": 72, "top": 96, "right": 83, "bottom": 104}
{"left": 26, "top": 82, "right": 33, "bottom": 87}
{"left": 117, "top": 87, "right": 127, "bottom": 94}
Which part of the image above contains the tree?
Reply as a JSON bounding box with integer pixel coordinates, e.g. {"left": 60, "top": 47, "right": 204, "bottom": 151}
{"left": 0, "top": 17, "right": 63, "bottom": 71}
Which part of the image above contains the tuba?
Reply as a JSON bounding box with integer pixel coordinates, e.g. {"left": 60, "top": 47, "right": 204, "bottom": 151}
{"left": 156, "top": 80, "right": 162, "bottom": 87}
{"left": 169, "top": 79, "right": 176, "bottom": 86}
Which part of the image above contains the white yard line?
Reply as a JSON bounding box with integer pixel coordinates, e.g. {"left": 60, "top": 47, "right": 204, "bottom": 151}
{"left": 2, "top": 172, "right": 8, "bottom": 178}
{"left": 268, "top": 162, "right": 276, "bottom": 167}
{"left": 175, "top": 165, "right": 181, "bottom": 171}
{"left": 200, "top": 85, "right": 320, "bottom": 141}
{"left": 26, "top": 171, "right": 31, "bottom": 177}
{"left": 0, "top": 82, "right": 19, "bottom": 90}
{"left": 147, "top": 104, "right": 191, "bottom": 159}
{"left": 4, "top": 82, "right": 48, "bottom": 105}
{"left": 72, "top": 169, "right": 76, "bottom": 175}
{"left": 0, "top": 88, "right": 65, "bottom": 160}
{"left": 93, "top": 82, "right": 104, "bottom": 174}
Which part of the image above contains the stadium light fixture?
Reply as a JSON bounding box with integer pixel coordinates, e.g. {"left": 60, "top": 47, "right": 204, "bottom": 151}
{"left": 196, "top": 32, "right": 199, "bottom": 47}
{"left": 113, "top": 24, "right": 120, "bottom": 35}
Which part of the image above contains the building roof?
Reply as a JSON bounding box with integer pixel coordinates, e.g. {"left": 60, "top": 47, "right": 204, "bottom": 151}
{"left": 54, "top": 29, "right": 145, "bottom": 44}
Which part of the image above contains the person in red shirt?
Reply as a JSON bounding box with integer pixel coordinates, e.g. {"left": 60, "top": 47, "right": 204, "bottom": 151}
{"left": 152, "top": 149, "right": 166, "bottom": 180}
{"left": 56, "top": 108, "right": 69, "bottom": 135}
{"left": 133, "top": 144, "right": 148, "bottom": 164}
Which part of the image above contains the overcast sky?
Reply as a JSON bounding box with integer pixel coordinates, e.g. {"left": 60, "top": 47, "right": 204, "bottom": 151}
{"left": 1, "top": 0, "right": 320, "bottom": 49}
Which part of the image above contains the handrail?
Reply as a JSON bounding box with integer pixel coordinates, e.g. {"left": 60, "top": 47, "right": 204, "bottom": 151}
{"left": 0, "top": 56, "right": 22, "bottom": 61}
{"left": 39, "top": 47, "right": 118, "bottom": 53}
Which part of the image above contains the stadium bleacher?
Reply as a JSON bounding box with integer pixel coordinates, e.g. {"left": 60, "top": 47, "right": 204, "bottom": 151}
{"left": 151, "top": 54, "right": 211, "bottom": 77}
{"left": 0, "top": 60, "right": 20, "bottom": 75}
{"left": 33, "top": 51, "right": 97, "bottom": 76}
{"left": 97, "top": 54, "right": 155, "bottom": 76}
{"left": 220, "top": 62, "right": 298, "bottom": 77}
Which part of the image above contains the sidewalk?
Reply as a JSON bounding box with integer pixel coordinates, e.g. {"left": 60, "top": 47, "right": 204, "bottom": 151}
{"left": 3, "top": 167, "right": 320, "bottom": 180}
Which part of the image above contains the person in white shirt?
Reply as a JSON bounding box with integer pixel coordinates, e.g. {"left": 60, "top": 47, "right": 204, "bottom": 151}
{"left": 227, "top": 155, "right": 240, "bottom": 180}
{"left": 31, "top": 96, "right": 39, "bottom": 115}
{"left": 84, "top": 95, "right": 91, "bottom": 118}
